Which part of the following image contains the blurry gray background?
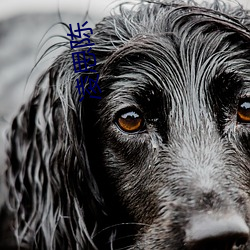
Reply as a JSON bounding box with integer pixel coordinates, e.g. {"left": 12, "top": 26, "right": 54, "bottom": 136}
{"left": 0, "top": 0, "right": 250, "bottom": 175}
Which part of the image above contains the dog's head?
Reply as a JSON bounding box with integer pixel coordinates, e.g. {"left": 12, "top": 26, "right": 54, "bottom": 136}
{"left": 3, "top": 1, "right": 250, "bottom": 250}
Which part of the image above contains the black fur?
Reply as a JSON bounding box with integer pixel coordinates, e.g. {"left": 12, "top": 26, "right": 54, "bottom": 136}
{"left": 2, "top": 0, "right": 250, "bottom": 249}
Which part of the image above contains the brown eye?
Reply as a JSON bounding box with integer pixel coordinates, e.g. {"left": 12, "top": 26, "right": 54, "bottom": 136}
{"left": 237, "top": 99, "right": 250, "bottom": 123}
{"left": 116, "top": 110, "right": 144, "bottom": 133}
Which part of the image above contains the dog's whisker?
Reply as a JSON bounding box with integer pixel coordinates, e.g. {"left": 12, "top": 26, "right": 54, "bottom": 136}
{"left": 93, "top": 222, "right": 149, "bottom": 238}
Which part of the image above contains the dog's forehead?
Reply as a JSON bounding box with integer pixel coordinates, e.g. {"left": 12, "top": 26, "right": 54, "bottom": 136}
{"left": 107, "top": 35, "right": 248, "bottom": 98}
{"left": 103, "top": 8, "right": 250, "bottom": 101}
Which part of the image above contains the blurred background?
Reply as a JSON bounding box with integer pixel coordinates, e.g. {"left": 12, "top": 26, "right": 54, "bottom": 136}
{"left": 0, "top": 0, "right": 250, "bottom": 175}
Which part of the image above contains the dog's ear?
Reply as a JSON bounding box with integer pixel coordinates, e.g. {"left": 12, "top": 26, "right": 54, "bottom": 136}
{"left": 1, "top": 12, "right": 130, "bottom": 248}
{"left": 3, "top": 62, "right": 104, "bottom": 249}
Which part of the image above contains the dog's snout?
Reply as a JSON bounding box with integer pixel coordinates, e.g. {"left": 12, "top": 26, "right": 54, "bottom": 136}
{"left": 185, "top": 213, "right": 249, "bottom": 250}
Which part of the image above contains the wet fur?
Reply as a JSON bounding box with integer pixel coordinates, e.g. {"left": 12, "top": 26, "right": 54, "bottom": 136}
{"left": 2, "top": 0, "right": 250, "bottom": 249}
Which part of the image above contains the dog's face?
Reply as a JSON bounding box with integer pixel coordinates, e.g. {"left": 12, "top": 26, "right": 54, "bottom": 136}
{"left": 4, "top": 1, "right": 250, "bottom": 250}
{"left": 86, "top": 3, "right": 250, "bottom": 249}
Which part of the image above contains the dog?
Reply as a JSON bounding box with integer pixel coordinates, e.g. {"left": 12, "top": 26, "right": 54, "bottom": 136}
{"left": 1, "top": 0, "right": 250, "bottom": 249}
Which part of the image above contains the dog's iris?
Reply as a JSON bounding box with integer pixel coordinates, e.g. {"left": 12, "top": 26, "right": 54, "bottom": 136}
{"left": 237, "top": 100, "right": 250, "bottom": 123}
{"left": 117, "top": 111, "right": 143, "bottom": 132}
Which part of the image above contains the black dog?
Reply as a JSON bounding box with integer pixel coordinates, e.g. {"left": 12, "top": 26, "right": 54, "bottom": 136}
{"left": 2, "top": 0, "right": 250, "bottom": 249}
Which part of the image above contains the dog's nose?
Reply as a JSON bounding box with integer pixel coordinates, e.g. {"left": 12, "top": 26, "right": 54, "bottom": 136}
{"left": 185, "top": 213, "right": 249, "bottom": 250}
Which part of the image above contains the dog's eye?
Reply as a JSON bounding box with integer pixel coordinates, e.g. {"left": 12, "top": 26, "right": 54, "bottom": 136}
{"left": 237, "top": 98, "right": 250, "bottom": 123}
{"left": 116, "top": 110, "right": 144, "bottom": 133}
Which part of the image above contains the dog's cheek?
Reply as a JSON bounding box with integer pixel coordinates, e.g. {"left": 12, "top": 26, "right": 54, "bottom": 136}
{"left": 235, "top": 128, "right": 250, "bottom": 160}
{"left": 101, "top": 136, "right": 161, "bottom": 223}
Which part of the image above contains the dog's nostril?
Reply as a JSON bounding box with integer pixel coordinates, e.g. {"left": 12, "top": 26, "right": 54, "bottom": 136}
{"left": 185, "top": 213, "right": 249, "bottom": 250}
{"left": 235, "top": 236, "right": 249, "bottom": 248}
{"left": 187, "top": 234, "right": 248, "bottom": 250}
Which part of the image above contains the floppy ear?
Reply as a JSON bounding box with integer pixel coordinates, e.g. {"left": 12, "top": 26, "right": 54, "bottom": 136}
{"left": 2, "top": 61, "right": 105, "bottom": 249}
{"left": 1, "top": 9, "right": 136, "bottom": 248}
